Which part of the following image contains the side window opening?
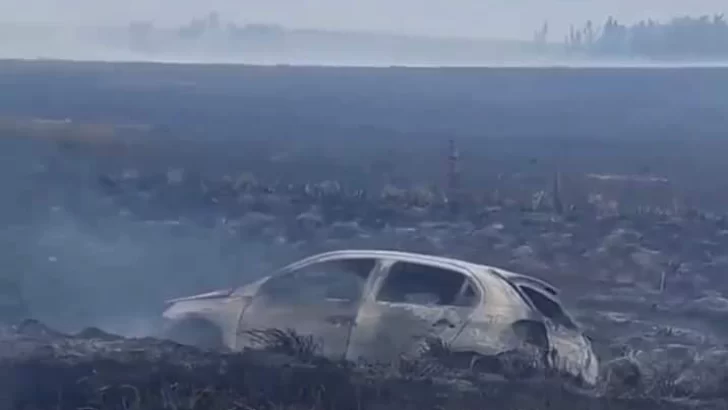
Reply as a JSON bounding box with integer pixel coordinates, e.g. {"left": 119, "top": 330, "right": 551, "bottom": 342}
{"left": 519, "top": 285, "right": 576, "bottom": 329}
{"left": 456, "top": 282, "right": 479, "bottom": 307}
{"left": 376, "top": 262, "right": 478, "bottom": 307}
{"left": 261, "top": 258, "right": 376, "bottom": 303}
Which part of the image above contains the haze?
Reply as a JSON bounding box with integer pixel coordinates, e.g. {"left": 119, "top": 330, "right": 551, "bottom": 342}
{"left": 1, "top": 1, "right": 728, "bottom": 66}
{"left": 1, "top": 0, "right": 725, "bottom": 40}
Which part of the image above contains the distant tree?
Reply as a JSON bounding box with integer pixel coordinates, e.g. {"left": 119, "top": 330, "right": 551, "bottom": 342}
{"left": 533, "top": 21, "right": 549, "bottom": 46}
{"left": 583, "top": 20, "right": 596, "bottom": 47}
{"left": 128, "top": 21, "right": 154, "bottom": 51}
{"left": 552, "top": 13, "right": 728, "bottom": 60}
{"left": 178, "top": 18, "right": 207, "bottom": 40}
{"left": 207, "top": 11, "right": 221, "bottom": 31}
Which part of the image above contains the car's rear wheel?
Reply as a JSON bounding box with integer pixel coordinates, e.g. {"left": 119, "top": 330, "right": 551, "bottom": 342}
{"left": 163, "top": 318, "right": 224, "bottom": 350}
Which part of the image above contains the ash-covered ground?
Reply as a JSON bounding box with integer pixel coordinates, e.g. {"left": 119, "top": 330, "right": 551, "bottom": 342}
{"left": 2, "top": 131, "right": 728, "bottom": 410}
{"left": 3, "top": 61, "right": 728, "bottom": 409}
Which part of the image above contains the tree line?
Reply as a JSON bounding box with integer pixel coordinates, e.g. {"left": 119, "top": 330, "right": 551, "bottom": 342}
{"left": 127, "top": 11, "right": 728, "bottom": 61}
{"left": 535, "top": 14, "right": 728, "bottom": 60}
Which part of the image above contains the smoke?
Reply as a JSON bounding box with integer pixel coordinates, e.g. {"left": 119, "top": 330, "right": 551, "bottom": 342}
{"left": 0, "top": 136, "right": 282, "bottom": 336}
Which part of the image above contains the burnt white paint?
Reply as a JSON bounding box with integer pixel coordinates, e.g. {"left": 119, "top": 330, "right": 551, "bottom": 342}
{"left": 161, "top": 249, "right": 600, "bottom": 385}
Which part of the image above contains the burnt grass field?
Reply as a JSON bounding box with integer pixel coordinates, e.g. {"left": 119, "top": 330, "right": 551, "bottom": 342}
{"left": 4, "top": 59, "right": 728, "bottom": 409}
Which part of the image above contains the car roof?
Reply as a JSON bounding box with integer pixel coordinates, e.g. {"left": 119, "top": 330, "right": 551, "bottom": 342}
{"left": 291, "top": 249, "right": 560, "bottom": 296}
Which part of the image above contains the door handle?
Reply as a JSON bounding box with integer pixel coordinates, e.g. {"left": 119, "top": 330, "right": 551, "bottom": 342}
{"left": 432, "top": 318, "right": 456, "bottom": 328}
{"left": 325, "top": 315, "right": 354, "bottom": 327}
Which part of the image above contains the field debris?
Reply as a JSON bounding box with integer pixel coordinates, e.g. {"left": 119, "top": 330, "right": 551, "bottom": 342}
{"left": 586, "top": 174, "right": 670, "bottom": 184}
{"left": 0, "top": 319, "right": 724, "bottom": 410}
{"left": 5, "top": 135, "right": 728, "bottom": 409}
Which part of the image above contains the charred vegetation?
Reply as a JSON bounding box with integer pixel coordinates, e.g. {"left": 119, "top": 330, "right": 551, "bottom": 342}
{"left": 0, "top": 320, "right": 723, "bottom": 410}
{"left": 2, "top": 61, "right": 728, "bottom": 408}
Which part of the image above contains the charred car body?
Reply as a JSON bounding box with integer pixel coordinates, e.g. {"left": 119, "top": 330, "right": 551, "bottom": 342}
{"left": 162, "top": 250, "right": 599, "bottom": 385}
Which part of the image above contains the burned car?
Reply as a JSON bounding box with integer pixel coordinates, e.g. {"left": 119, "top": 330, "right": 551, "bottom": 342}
{"left": 162, "top": 250, "right": 599, "bottom": 384}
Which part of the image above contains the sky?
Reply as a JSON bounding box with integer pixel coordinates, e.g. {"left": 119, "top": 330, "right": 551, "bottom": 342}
{"left": 0, "top": 0, "right": 726, "bottom": 40}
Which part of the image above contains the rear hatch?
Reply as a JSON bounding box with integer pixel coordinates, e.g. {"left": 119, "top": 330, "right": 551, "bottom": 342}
{"left": 508, "top": 277, "right": 599, "bottom": 385}
{"left": 511, "top": 280, "right": 576, "bottom": 330}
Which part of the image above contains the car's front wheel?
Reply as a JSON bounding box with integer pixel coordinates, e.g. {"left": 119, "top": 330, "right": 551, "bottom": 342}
{"left": 163, "top": 318, "right": 224, "bottom": 350}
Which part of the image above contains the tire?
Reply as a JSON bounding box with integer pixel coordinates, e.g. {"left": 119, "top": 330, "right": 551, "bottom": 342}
{"left": 163, "top": 318, "right": 224, "bottom": 350}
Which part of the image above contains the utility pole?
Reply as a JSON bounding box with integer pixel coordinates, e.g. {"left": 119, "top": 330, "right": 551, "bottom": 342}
{"left": 446, "top": 139, "right": 461, "bottom": 215}
{"left": 552, "top": 171, "right": 564, "bottom": 214}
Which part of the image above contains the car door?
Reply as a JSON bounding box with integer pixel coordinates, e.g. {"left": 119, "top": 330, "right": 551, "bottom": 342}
{"left": 346, "top": 259, "right": 481, "bottom": 363}
{"left": 237, "top": 257, "right": 378, "bottom": 360}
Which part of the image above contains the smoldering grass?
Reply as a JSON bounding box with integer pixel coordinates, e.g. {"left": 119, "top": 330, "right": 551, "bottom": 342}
{"left": 241, "top": 328, "right": 323, "bottom": 361}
